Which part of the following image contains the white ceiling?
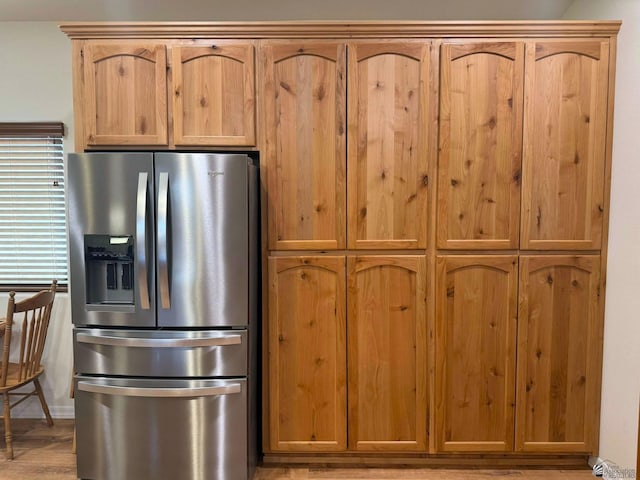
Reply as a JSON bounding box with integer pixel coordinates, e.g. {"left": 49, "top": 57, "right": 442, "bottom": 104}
{"left": 0, "top": 0, "right": 575, "bottom": 22}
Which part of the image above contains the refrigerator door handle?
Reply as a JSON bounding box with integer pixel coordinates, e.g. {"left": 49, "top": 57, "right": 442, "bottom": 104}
{"left": 158, "top": 172, "right": 170, "bottom": 309}
{"left": 76, "top": 332, "right": 242, "bottom": 348}
{"left": 136, "top": 172, "right": 150, "bottom": 310}
{"left": 78, "top": 381, "right": 241, "bottom": 398}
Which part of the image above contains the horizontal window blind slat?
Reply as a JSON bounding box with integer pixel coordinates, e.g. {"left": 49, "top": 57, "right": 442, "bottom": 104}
{"left": 0, "top": 207, "right": 65, "bottom": 211}
{"left": 0, "top": 238, "right": 67, "bottom": 242}
{"left": 0, "top": 139, "right": 63, "bottom": 142}
{"left": 0, "top": 256, "right": 66, "bottom": 260}
{"left": 0, "top": 153, "right": 64, "bottom": 157}
{"left": 0, "top": 146, "right": 63, "bottom": 149}
{"left": 0, "top": 265, "right": 68, "bottom": 271}
{"left": 0, "top": 174, "right": 63, "bottom": 178}
{"left": 0, "top": 279, "right": 68, "bottom": 284}
{"left": 0, "top": 259, "right": 67, "bottom": 264}
{"left": 0, "top": 264, "right": 68, "bottom": 268}
{"left": 0, "top": 153, "right": 63, "bottom": 157}
{"left": 0, "top": 165, "right": 64, "bottom": 169}
{"left": 0, "top": 215, "right": 66, "bottom": 220}
{"left": 0, "top": 233, "right": 67, "bottom": 238}
{"left": 0, "top": 160, "right": 63, "bottom": 164}
{"left": 0, "top": 268, "right": 67, "bottom": 273}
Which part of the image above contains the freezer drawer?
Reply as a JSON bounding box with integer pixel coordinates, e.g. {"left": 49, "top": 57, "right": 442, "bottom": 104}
{"left": 75, "top": 377, "right": 248, "bottom": 480}
{"left": 74, "top": 329, "right": 247, "bottom": 377}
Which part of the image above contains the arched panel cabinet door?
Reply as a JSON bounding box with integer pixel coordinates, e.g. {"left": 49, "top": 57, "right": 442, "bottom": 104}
{"left": 263, "top": 42, "right": 347, "bottom": 250}
{"left": 347, "top": 255, "right": 428, "bottom": 451}
{"left": 521, "top": 40, "right": 609, "bottom": 250}
{"left": 83, "top": 42, "right": 168, "bottom": 146}
{"left": 268, "top": 256, "right": 346, "bottom": 452}
{"left": 516, "top": 255, "right": 601, "bottom": 453}
{"left": 171, "top": 42, "right": 255, "bottom": 146}
{"left": 435, "top": 255, "right": 518, "bottom": 452}
{"left": 438, "top": 42, "right": 524, "bottom": 250}
{"left": 347, "top": 42, "right": 432, "bottom": 249}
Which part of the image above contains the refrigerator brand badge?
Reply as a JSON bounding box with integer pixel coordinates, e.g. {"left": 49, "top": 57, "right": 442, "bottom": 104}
{"left": 208, "top": 171, "right": 225, "bottom": 178}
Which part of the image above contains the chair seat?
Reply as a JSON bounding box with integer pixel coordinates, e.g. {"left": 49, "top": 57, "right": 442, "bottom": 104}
{"left": 0, "top": 362, "right": 45, "bottom": 392}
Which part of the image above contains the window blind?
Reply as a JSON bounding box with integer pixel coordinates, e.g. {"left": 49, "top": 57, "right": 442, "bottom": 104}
{"left": 0, "top": 129, "right": 67, "bottom": 289}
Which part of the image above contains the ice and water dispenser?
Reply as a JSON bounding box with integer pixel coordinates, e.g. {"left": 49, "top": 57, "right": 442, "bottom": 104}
{"left": 84, "top": 235, "right": 134, "bottom": 305}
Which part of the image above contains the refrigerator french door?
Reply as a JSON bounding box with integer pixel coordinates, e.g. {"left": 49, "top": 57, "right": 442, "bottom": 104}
{"left": 67, "top": 152, "right": 259, "bottom": 480}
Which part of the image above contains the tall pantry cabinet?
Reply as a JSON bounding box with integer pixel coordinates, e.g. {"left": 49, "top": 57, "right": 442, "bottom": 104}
{"left": 60, "top": 21, "right": 619, "bottom": 465}
{"left": 263, "top": 39, "right": 433, "bottom": 452}
{"left": 435, "top": 37, "right": 611, "bottom": 453}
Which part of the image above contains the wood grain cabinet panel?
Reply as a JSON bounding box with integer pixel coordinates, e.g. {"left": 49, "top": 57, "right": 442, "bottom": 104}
{"left": 347, "top": 256, "right": 427, "bottom": 451}
{"left": 171, "top": 42, "right": 255, "bottom": 146}
{"left": 268, "top": 256, "right": 346, "bottom": 451}
{"left": 347, "top": 42, "right": 431, "bottom": 249}
{"left": 521, "top": 40, "right": 609, "bottom": 250}
{"left": 437, "top": 42, "right": 524, "bottom": 249}
{"left": 516, "top": 255, "right": 601, "bottom": 452}
{"left": 83, "top": 42, "right": 168, "bottom": 146}
{"left": 435, "top": 255, "right": 518, "bottom": 452}
{"left": 263, "top": 42, "right": 346, "bottom": 250}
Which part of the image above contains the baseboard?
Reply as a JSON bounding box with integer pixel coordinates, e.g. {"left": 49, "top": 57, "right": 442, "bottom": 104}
{"left": 263, "top": 453, "right": 591, "bottom": 469}
{"left": 11, "top": 405, "right": 75, "bottom": 419}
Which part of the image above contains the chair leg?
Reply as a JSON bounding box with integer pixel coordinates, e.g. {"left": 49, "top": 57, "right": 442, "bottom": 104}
{"left": 2, "top": 392, "right": 13, "bottom": 460}
{"left": 34, "top": 379, "right": 54, "bottom": 427}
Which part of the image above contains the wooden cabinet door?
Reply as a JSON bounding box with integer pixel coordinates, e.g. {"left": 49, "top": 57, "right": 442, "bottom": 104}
{"left": 347, "top": 42, "right": 431, "bottom": 249}
{"left": 438, "top": 42, "right": 524, "bottom": 249}
{"left": 171, "top": 42, "right": 255, "bottom": 146}
{"left": 263, "top": 42, "right": 346, "bottom": 250}
{"left": 521, "top": 41, "right": 609, "bottom": 250}
{"left": 435, "top": 255, "right": 518, "bottom": 452}
{"left": 268, "top": 256, "right": 346, "bottom": 451}
{"left": 516, "top": 255, "right": 601, "bottom": 452}
{"left": 348, "top": 256, "right": 427, "bottom": 451}
{"left": 83, "top": 42, "right": 168, "bottom": 146}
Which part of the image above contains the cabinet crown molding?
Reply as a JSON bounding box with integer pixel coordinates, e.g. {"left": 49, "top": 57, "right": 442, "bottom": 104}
{"left": 59, "top": 20, "right": 622, "bottom": 39}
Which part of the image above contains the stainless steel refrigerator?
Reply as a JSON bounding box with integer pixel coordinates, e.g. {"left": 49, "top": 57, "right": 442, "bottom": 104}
{"left": 67, "top": 152, "right": 259, "bottom": 480}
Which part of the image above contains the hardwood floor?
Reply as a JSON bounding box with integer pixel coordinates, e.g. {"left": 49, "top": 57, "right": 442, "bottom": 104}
{"left": 0, "top": 420, "right": 593, "bottom": 480}
{"left": 0, "top": 419, "right": 76, "bottom": 480}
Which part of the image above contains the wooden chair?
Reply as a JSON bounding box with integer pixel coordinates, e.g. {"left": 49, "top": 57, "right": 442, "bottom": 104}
{"left": 0, "top": 280, "right": 57, "bottom": 460}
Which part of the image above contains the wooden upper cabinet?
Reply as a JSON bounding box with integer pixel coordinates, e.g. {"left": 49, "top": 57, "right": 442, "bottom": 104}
{"left": 516, "top": 255, "right": 601, "bottom": 453}
{"left": 268, "top": 256, "right": 346, "bottom": 452}
{"left": 521, "top": 40, "right": 609, "bottom": 250}
{"left": 348, "top": 256, "right": 427, "bottom": 451}
{"left": 171, "top": 42, "right": 255, "bottom": 146}
{"left": 83, "top": 42, "right": 168, "bottom": 146}
{"left": 263, "top": 42, "right": 346, "bottom": 250}
{"left": 435, "top": 255, "right": 518, "bottom": 452}
{"left": 438, "top": 42, "right": 524, "bottom": 249}
{"left": 347, "top": 42, "right": 431, "bottom": 249}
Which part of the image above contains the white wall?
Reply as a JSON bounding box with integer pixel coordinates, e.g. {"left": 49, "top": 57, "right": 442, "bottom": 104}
{"left": 563, "top": 0, "right": 640, "bottom": 472}
{"left": 0, "top": 22, "right": 75, "bottom": 417}
{"left": 0, "top": 22, "right": 74, "bottom": 148}
{"left": 0, "top": 0, "right": 572, "bottom": 21}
